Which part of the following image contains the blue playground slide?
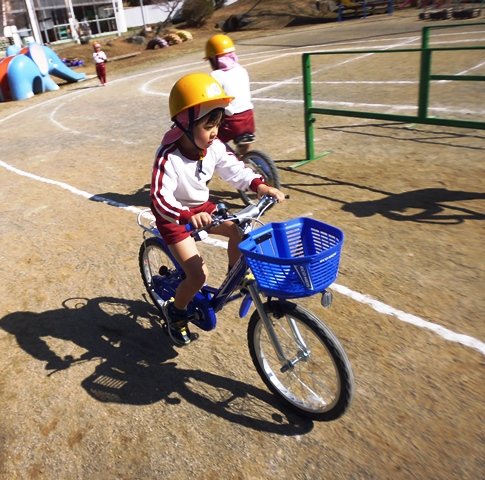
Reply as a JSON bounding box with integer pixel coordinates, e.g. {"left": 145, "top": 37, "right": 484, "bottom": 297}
{"left": 0, "top": 42, "right": 86, "bottom": 102}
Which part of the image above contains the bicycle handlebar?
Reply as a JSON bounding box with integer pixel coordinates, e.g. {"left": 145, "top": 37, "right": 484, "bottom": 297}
{"left": 184, "top": 195, "right": 279, "bottom": 236}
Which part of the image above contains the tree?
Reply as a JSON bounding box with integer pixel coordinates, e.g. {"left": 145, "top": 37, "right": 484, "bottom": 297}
{"left": 152, "top": 0, "right": 186, "bottom": 28}
{"left": 180, "top": 0, "right": 215, "bottom": 27}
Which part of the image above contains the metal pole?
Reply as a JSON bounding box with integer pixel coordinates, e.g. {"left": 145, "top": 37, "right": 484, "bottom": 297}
{"left": 388, "top": 0, "right": 394, "bottom": 15}
{"left": 302, "top": 53, "right": 315, "bottom": 161}
{"left": 418, "top": 26, "right": 431, "bottom": 120}
{"left": 24, "top": 0, "right": 43, "bottom": 43}
{"left": 139, "top": 0, "right": 147, "bottom": 30}
{"left": 66, "top": 0, "right": 80, "bottom": 43}
{"left": 113, "top": 0, "right": 127, "bottom": 34}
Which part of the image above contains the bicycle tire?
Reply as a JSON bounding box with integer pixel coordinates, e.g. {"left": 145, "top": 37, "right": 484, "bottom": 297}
{"left": 238, "top": 150, "right": 281, "bottom": 206}
{"left": 247, "top": 300, "right": 354, "bottom": 421}
{"left": 138, "top": 237, "right": 182, "bottom": 315}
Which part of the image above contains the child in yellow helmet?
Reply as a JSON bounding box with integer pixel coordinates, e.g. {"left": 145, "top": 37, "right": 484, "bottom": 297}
{"left": 205, "top": 34, "right": 255, "bottom": 155}
{"left": 150, "top": 72, "right": 285, "bottom": 346}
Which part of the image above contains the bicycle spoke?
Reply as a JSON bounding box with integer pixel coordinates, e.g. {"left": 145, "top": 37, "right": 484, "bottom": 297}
{"left": 248, "top": 301, "right": 353, "bottom": 420}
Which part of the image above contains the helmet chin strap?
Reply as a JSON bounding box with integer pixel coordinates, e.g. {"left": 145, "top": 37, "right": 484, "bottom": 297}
{"left": 173, "top": 107, "right": 205, "bottom": 154}
{"left": 173, "top": 108, "right": 206, "bottom": 173}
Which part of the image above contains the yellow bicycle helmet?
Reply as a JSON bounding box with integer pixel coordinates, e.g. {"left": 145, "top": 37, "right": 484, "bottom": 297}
{"left": 205, "top": 34, "right": 235, "bottom": 59}
{"left": 169, "top": 72, "right": 233, "bottom": 120}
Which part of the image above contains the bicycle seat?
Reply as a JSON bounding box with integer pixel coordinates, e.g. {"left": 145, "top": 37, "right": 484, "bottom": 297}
{"left": 234, "top": 133, "right": 255, "bottom": 145}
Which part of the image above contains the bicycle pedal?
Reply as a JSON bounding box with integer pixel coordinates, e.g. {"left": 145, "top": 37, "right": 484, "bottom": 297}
{"left": 190, "top": 332, "right": 199, "bottom": 342}
{"left": 161, "top": 322, "right": 199, "bottom": 343}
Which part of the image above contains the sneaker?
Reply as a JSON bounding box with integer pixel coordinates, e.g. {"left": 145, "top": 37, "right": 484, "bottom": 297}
{"left": 161, "top": 300, "right": 192, "bottom": 346}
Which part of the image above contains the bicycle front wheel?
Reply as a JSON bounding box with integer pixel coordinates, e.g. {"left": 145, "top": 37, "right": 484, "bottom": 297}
{"left": 238, "top": 150, "right": 280, "bottom": 206}
{"left": 247, "top": 300, "right": 354, "bottom": 421}
{"left": 139, "top": 237, "right": 182, "bottom": 315}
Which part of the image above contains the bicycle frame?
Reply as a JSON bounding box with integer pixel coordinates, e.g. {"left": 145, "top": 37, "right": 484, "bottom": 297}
{"left": 139, "top": 220, "right": 259, "bottom": 330}
{"left": 138, "top": 198, "right": 293, "bottom": 360}
{"left": 246, "top": 282, "right": 293, "bottom": 366}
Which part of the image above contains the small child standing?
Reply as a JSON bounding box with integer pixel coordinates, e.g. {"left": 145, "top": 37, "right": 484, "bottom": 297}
{"left": 205, "top": 34, "right": 254, "bottom": 155}
{"left": 92, "top": 42, "right": 108, "bottom": 86}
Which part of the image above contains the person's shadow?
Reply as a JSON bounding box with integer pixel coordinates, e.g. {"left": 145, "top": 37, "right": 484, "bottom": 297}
{"left": 0, "top": 296, "right": 312, "bottom": 434}
{"left": 342, "top": 188, "right": 485, "bottom": 224}
{"left": 90, "top": 184, "right": 151, "bottom": 208}
{"left": 90, "top": 184, "right": 244, "bottom": 211}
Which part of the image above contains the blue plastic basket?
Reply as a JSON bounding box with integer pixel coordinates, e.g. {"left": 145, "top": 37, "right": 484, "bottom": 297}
{"left": 238, "top": 217, "right": 344, "bottom": 299}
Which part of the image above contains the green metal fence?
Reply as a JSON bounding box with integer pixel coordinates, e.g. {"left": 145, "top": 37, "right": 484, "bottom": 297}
{"left": 303, "top": 22, "right": 485, "bottom": 161}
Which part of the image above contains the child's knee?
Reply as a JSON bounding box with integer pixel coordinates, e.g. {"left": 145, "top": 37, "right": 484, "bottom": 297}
{"left": 228, "top": 222, "right": 242, "bottom": 239}
{"left": 192, "top": 265, "right": 209, "bottom": 288}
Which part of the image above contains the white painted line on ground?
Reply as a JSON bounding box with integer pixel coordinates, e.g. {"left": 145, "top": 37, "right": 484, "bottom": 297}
{"left": 252, "top": 80, "right": 418, "bottom": 85}
{"left": 0, "top": 159, "right": 140, "bottom": 214}
{"left": 331, "top": 284, "right": 485, "bottom": 356}
{"left": 1, "top": 159, "right": 483, "bottom": 357}
{"left": 237, "top": 32, "right": 485, "bottom": 60}
{"left": 252, "top": 96, "right": 485, "bottom": 116}
{"left": 455, "top": 60, "right": 485, "bottom": 76}
{"left": 48, "top": 101, "right": 136, "bottom": 144}
{"left": 250, "top": 35, "right": 420, "bottom": 97}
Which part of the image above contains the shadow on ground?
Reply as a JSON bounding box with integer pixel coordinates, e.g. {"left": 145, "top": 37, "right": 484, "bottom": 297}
{"left": 0, "top": 295, "right": 312, "bottom": 435}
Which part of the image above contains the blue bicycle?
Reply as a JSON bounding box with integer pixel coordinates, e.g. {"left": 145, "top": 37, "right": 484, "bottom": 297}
{"left": 137, "top": 196, "right": 354, "bottom": 420}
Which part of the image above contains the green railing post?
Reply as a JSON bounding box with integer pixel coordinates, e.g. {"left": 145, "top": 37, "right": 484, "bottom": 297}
{"left": 302, "top": 53, "right": 315, "bottom": 161}
{"left": 418, "top": 26, "right": 432, "bottom": 121}
{"left": 301, "top": 22, "right": 485, "bottom": 158}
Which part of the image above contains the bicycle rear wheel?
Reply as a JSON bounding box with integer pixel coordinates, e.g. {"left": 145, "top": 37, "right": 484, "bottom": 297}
{"left": 238, "top": 150, "right": 280, "bottom": 206}
{"left": 139, "top": 237, "right": 182, "bottom": 314}
{"left": 247, "top": 300, "right": 354, "bottom": 421}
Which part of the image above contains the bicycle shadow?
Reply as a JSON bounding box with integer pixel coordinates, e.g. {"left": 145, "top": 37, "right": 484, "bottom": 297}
{"left": 0, "top": 296, "right": 312, "bottom": 435}
{"left": 278, "top": 167, "right": 485, "bottom": 225}
{"left": 342, "top": 188, "right": 485, "bottom": 224}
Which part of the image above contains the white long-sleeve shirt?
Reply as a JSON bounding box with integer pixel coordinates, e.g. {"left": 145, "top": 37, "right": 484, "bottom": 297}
{"left": 211, "top": 64, "right": 253, "bottom": 116}
{"left": 151, "top": 138, "right": 263, "bottom": 224}
{"left": 92, "top": 50, "right": 107, "bottom": 64}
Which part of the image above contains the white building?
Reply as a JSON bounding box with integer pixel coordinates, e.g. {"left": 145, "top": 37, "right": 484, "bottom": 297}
{"left": 1, "top": 0, "right": 171, "bottom": 47}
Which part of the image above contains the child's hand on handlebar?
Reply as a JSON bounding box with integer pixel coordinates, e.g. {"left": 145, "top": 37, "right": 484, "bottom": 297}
{"left": 189, "top": 211, "right": 213, "bottom": 229}
{"left": 257, "top": 184, "right": 286, "bottom": 203}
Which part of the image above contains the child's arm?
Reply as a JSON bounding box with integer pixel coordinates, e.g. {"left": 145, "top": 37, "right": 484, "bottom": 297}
{"left": 212, "top": 141, "right": 265, "bottom": 191}
{"left": 150, "top": 152, "right": 191, "bottom": 224}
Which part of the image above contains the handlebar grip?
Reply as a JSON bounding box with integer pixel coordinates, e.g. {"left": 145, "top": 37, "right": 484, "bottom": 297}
{"left": 185, "top": 222, "right": 209, "bottom": 241}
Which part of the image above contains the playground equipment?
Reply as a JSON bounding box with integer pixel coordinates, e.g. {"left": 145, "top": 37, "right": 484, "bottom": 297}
{"left": 0, "top": 42, "right": 86, "bottom": 102}
{"left": 302, "top": 22, "right": 485, "bottom": 161}
{"left": 336, "top": 0, "right": 396, "bottom": 21}
{"left": 419, "top": 0, "right": 482, "bottom": 21}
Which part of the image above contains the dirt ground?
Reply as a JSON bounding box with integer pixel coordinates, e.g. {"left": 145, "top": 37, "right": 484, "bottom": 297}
{"left": 1, "top": 7, "right": 484, "bottom": 480}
